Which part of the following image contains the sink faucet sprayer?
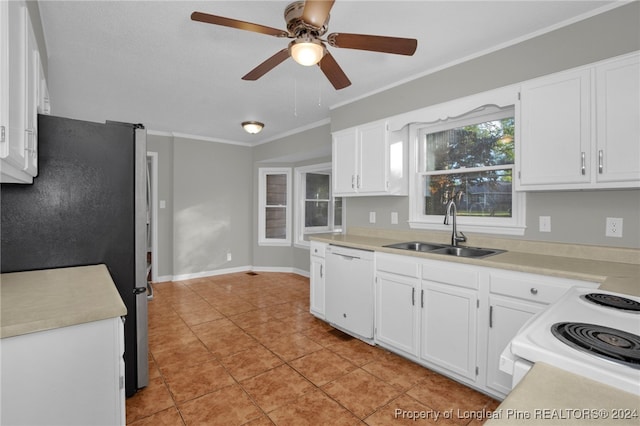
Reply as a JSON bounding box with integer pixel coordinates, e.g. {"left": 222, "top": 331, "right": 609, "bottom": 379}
{"left": 444, "top": 199, "right": 467, "bottom": 247}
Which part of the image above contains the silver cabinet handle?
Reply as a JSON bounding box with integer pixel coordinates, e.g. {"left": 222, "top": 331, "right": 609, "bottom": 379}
{"left": 412, "top": 287, "right": 415, "bottom": 306}
{"left": 356, "top": 175, "right": 361, "bottom": 189}
{"left": 530, "top": 288, "right": 538, "bottom": 295}
{"left": 351, "top": 174, "right": 355, "bottom": 189}
{"left": 581, "top": 152, "right": 586, "bottom": 175}
{"left": 598, "top": 150, "right": 603, "bottom": 174}
{"left": 489, "top": 305, "right": 493, "bottom": 328}
{"left": 320, "top": 264, "right": 323, "bottom": 279}
{"left": 421, "top": 289, "right": 424, "bottom": 308}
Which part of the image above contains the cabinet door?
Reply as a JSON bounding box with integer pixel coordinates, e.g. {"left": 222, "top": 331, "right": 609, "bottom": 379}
{"left": 332, "top": 128, "right": 358, "bottom": 194}
{"left": 23, "top": 12, "right": 39, "bottom": 176}
{"left": 375, "top": 272, "right": 419, "bottom": 357}
{"left": 518, "top": 69, "right": 591, "bottom": 187}
{"left": 309, "top": 255, "right": 325, "bottom": 318}
{"left": 485, "top": 295, "right": 544, "bottom": 396}
{"left": 0, "top": 1, "right": 8, "bottom": 150}
{"left": 3, "top": 3, "right": 28, "bottom": 172}
{"left": 358, "top": 121, "right": 388, "bottom": 193}
{"left": 420, "top": 281, "right": 477, "bottom": 381}
{"left": 595, "top": 54, "right": 640, "bottom": 185}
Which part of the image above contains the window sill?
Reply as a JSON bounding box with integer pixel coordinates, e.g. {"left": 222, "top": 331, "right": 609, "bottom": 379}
{"left": 258, "top": 240, "right": 291, "bottom": 247}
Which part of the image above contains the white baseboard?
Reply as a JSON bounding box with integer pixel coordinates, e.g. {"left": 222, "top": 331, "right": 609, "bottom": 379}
{"left": 163, "top": 265, "right": 309, "bottom": 283}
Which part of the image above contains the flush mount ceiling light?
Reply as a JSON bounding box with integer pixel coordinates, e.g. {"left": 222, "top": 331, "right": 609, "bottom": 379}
{"left": 242, "top": 121, "right": 264, "bottom": 134}
{"left": 289, "top": 37, "right": 325, "bottom": 66}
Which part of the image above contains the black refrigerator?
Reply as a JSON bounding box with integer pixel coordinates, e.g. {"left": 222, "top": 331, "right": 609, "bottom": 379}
{"left": 1, "top": 114, "right": 149, "bottom": 397}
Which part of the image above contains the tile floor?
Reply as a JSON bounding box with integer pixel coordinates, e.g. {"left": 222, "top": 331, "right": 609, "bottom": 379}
{"left": 126, "top": 272, "right": 499, "bottom": 425}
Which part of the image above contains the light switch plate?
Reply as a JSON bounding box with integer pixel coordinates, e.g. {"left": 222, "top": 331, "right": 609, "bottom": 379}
{"left": 391, "top": 212, "right": 398, "bottom": 225}
{"left": 539, "top": 216, "right": 551, "bottom": 232}
{"left": 369, "top": 212, "right": 376, "bottom": 224}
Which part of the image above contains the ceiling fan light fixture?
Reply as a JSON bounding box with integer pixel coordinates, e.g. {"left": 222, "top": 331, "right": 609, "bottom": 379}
{"left": 289, "top": 38, "right": 325, "bottom": 66}
{"left": 242, "top": 121, "right": 264, "bottom": 134}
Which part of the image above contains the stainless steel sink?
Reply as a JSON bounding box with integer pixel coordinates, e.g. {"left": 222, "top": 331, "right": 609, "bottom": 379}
{"left": 430, "top": 246, "right": 505, "bottom": 258}
{"left": 383, "top": 241, "right": 446, "bottom": 252}
{"left": 383, "top": 241, "right": 505, "bottom": 258}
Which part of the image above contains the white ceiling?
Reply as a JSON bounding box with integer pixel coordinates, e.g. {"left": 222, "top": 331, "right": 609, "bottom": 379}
{"left": 38, "top": 1, "right": 620, "bottom": 145}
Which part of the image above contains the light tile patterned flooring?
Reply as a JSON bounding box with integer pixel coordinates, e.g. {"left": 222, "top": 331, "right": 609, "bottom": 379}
{"left": 126, "top": 272, "right": 499, "bottom": 425}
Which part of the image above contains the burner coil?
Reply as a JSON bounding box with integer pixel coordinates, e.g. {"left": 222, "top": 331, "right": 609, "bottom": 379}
{"left": 551, "top": 322, "right": 640, "bottom": 369}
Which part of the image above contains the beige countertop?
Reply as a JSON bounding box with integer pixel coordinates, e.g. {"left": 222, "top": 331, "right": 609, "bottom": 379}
{"left": 1, "top": 264, "right": 127, "bottom": 338}
{"left": 484, "top": 363, "right": 640, "bottom": 425}
{"left": 310, "top": 229, "right": 640, "bottom": 296}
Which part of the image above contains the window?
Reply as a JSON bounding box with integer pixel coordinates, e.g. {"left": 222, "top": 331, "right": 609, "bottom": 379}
{"left": 258, "top": 167, "right": 291, "bottom": 246}
{"left": 294, "top": 163, "right": 343, "bottom": 247}
{"left": 410, "top": 105, "right": 525, "bottom": 235}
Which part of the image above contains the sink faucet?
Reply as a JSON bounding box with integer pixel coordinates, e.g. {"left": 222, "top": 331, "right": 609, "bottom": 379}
{"left": 444, "top": 200, "right": 467, "bottom": 247}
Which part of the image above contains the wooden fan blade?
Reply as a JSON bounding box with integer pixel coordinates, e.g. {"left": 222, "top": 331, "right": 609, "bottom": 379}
{"left": 191, "top": 11, "right": 289, "bottom": 38}
{"left": 318, "top": 52, "right": 351, "bottom": 90}
{"left": 302, "top": 0, "right": 335, "bottom": 28}
{"left": 242, "top": 48, "right": 290, "bottom": 81}
{"left": 328, "top": 33, "right": 417, "bottom": 56}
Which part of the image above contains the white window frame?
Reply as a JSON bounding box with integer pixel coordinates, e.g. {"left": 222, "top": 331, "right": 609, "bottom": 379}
{"left": 258, "top": 167, "right": 292, "bottom": 246}
{"left": 407, "top": 87, "right": 526, "bottom": 236}
{"left": 294, "top": 163, "right": 344, "bottom": 248}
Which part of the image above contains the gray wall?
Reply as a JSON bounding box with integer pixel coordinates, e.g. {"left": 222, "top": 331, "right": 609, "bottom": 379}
{"left": 146, "top": 134, "right": 174, "bottom": 279}
{"left": 252, "top": 123, "right": 332, "bottom": 272}
{"left": 147, "top": 134, "right": 253, "bottom": 279}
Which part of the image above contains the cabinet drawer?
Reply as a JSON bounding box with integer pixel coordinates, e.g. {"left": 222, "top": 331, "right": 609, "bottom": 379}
{"left": 421, "top": 260, "right": 478, "bottom": 289}
{"left": 490, "top": 272, "right": 592, "bottom": 304}
{"left": 310, "top": 241, "right": 326, "bottom": 258}
{"left": 376, "top": 253, "right": 420, "bottom": 278}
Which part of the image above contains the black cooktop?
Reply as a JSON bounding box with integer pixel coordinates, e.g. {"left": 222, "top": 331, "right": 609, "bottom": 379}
{"left": 551, "top": 322, "right": 640, "bottom": 369}
{"left": 582, "top": 293, "right": 640, "bottom": 312}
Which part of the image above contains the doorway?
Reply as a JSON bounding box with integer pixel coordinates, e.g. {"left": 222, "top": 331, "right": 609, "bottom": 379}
{"left": 146, "top": 152, "right": 158, "bottom": 289}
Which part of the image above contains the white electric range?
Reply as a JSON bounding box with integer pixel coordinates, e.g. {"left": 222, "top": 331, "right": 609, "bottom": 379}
{"left": 500, "top": 286, "right": 640, "bottom": 395}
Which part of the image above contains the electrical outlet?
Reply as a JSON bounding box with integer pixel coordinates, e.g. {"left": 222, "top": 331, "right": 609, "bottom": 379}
{"left": 606, "top": 217, "right": 623, "bottom": 238}
{"left": 391, "top": 212, "right": 398, "bottom": 225}
{"left": 369, "top": 211, "right": 376, "bottom": 224}
{"left": 539, "top": 216, "right": 551, "bottom": 232}
{"left": 226, "top": 252, "right": 232, "bottom": 261}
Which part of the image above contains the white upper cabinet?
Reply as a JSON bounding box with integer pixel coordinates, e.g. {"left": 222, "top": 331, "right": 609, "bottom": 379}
{"left": 1, "top": 1, "right": 47, "bottom": 184}
{"left": 332, "top": 120, "right": 407, "bottom": 196}
{"left": 595, "top": 54, "right": 640, "bottom": 185}
{"left": 518, "top": 68, "right": 592, "bottom": 188}
{"left": 517, "top": 52, "right": 640, "bottom": 191}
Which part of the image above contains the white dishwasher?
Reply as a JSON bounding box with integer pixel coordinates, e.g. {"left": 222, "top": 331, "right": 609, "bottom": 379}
{"left": 325, "top": 245, "right": 375, "bottom": 342}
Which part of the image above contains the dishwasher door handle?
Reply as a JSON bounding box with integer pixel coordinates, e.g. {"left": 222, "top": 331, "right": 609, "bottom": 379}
{"left": 334, "top": 254, "right": 360, "bottom": 261}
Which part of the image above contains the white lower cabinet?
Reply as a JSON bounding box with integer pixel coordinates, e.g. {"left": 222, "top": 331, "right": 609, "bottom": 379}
{"left": 419, "top": 259, "right": 479, "bottom": 382}
{"left": 368, "top": 251, "right": 598, "bottom": 400}
{"left": 420, "top": 280, "right": 478, "bottom": 381}
{"left": 1, "top": 317, "right": 125, "bottom": 426}
{"left": 485, "top": 294, "right": 544, "bottom": 396}
{"left": 484, "top": 269, "right": 598, "bottom": 398}
{"left": 375, "top": 254, "right": 479, "bottom": 383}
{"left": 309, "top": 241, "right": 326, "bottom": 319}
{"left": 375, "top": 253, "right": 420, "bottom": 357}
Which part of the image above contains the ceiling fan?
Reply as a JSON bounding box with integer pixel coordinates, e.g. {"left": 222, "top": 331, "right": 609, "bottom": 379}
{"left": 191, "top": 0, "right": 418, "bottom": 90}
